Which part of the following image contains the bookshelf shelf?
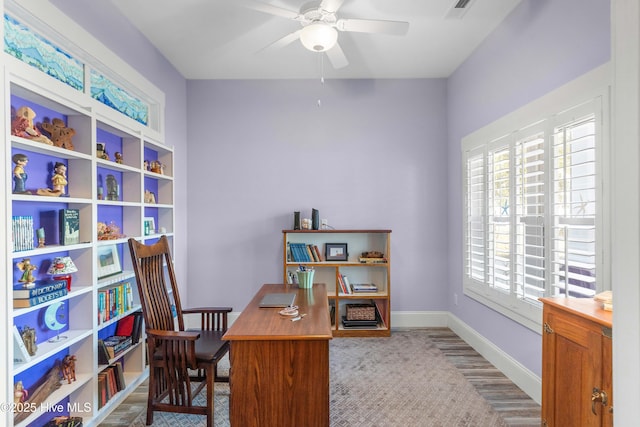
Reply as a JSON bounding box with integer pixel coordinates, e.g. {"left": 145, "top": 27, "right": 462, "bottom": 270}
{"left": 282, "top": 229, "right": 391, "bottom": 337}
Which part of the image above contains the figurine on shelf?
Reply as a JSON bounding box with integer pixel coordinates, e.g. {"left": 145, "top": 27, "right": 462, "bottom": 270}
{"left": 144, "top": 189, "right": 156, "bottom": 204}
{"left": 36, "top": 162, "right": 68, "bottom": 197}
{"left": 12, "top": 153, "right": 31, "bottom": 194}
{"left": 114, "top": 152, "right": 123, "bottom": 164}
{"left": 143, "top": 160, "right": 149, "bottom": 171}
{"left": 39, "top": 117, "right": 75, "bottom": 150}
{"left": 11, "top": 106, "right": 53, "bottom": 145}
{"left": 106, "top": 174, "right": 119, "bottom": 201}
{"left": 37, "top": 227, "right": 45, "bottom": 248}
{"left": 150, "top": 160, "right": 163, "bottom": 174}
{"left": 17, "top": 258, "right": 37, "bottom": 288}
{"left": 21, "top": 326, "right": 37, "bottom": 356}
{"left": 62, "top": 355, "right": 77, "bottom": 384}
{"left": 14, "top": 381, "right": 28, "bottom": 405}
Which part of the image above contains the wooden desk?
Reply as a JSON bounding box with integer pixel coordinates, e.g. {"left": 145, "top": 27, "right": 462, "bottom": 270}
{"left": 223, "top": 283, "right": 333, "bottom": 427}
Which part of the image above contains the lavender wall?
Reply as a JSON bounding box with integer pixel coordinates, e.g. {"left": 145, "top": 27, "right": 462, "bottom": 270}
{"left": 447, "top": 0, "right": 610, "bottom": 376}
{"left": 49, "top": 0, "right": 189, "bottom": 295}
{"left": 186, "top": 79, "right": 449, "bottom": 311}
{"left": 47, "top": 0, "right": 610, "bottom": 379}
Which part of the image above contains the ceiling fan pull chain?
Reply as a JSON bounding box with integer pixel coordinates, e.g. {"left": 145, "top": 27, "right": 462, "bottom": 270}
{"left": 317, "top": 52, "right": 324, "bottom": 107}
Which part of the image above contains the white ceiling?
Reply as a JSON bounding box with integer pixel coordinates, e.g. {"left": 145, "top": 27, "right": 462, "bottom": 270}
{"left": 111, "top": 0, "right": 521, "bottom": 80}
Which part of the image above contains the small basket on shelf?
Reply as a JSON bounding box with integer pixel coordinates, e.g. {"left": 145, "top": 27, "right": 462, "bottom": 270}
{"left": 346, "top": 304, "right": 376, "bottom": 321}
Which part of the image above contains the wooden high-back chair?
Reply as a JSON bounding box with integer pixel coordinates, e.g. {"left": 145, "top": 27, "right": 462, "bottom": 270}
{"left": 128, "top": 236, "right": 231, "bottom": 427}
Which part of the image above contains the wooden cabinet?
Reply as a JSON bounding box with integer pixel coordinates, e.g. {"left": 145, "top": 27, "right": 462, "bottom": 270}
{"left": 5, "top": 14, "right": 172, "bottom": 426}
{"left": 282, "top": 230, "right": 391, "bottom": 337}
{"left": 540, "top": 297, "right": 613, "bottom": 427}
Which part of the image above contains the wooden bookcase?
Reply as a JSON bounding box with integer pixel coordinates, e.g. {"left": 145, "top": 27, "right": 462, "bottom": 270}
{"left": 540, "top": 297, "right": 613, "bottom": 427}
{"left": 282, "top": 229, "right": 391, "bottom": 337}
{"left": 5, "top": 42, "right": 173, "bottom": 426}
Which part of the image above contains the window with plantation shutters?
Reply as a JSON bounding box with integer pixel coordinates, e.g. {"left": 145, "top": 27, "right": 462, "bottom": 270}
{"left": 461, "top": 83, "right": 608, "bottom": 331}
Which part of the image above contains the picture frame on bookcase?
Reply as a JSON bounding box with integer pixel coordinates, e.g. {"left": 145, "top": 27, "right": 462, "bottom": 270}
{"left": 97, "top": 245, "right": 122, "bottom": 279}
{"left": 325, "top": 243, "right": 349, "bottom": 261}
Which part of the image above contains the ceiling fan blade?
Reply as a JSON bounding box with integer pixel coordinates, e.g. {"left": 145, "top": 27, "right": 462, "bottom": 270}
{"left": 320, "top": 0, "right": 345, "bottom": 13}
{"left": 236, "top": 0, "right": 301, "bottom": 20}
{"left": 260, "top": 29, "right": 302, "bottom": 52}
{"left": 336, "top": 18, "right": 410, "bottom": 36}
{"left": 325, "top": 42, "right": 349, "bottom": 69}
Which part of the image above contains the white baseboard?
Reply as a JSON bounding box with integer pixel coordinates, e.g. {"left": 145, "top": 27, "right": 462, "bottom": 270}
{"left": 391, "top": 310, "right": 449, "bottom": 327}
{"left": 191, "top": 309, "right": 541, "bottom": 403}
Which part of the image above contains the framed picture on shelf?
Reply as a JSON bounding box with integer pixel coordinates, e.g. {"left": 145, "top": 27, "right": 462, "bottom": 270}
{"left": 325, "top": 243, "right": 348, "bottom": 261}
{"left": 97, "top": 244, "right": 122, "bottom": 279}
{"left": 144, "top": 217, "right": 156, "bottom": 235}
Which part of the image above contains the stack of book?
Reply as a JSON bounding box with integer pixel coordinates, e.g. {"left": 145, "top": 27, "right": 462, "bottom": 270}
{"left": 99, "top": 336, "right": 132, "bottom": 361}
{"left": 12, "top": 215, "right": 34, "bottom": 251}
{"left": 288, "top": 242, "right": 323, "bottom": 262}
{"left": 97, "top": 281, "right": 134, "bottom": 324}
{"left": 97, "top": 361, "right": 125, "bottom": 409}
{"left": 97, "top": 312, "right": 143, "bottom": 364}
{"left": 351, "top": 283, "right": 378, "bottom": 293}
{"left": 13, "top": 279, "right": 68, "bottom": 308}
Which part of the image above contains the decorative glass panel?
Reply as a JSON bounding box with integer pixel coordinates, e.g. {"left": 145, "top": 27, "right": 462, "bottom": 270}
{"left": 90, "top": 70, "right": 149, "bottom": 125}
{"left": 3, "top": 14, "right": 84, "bottom": 91}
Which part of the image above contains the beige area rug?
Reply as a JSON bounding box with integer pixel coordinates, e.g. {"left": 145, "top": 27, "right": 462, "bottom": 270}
{"left": 130, "top": 330, "right": 507, "bottom": 426}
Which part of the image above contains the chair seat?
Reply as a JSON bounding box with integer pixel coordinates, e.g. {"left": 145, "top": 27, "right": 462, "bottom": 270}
{"left": 152, "top": 330, "right": 228, "bottom": 363}
{"left": 190, "top": 329, "right": 228, "bottom": 362}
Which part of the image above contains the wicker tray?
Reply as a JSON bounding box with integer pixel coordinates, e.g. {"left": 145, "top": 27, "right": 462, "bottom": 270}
{"left": 346, "top": 304, "right": 376, "bottom": 321}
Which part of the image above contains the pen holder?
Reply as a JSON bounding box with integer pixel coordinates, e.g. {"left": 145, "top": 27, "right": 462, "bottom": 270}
{"left": 296, "top": 270, "right": 315, "bottom": 289}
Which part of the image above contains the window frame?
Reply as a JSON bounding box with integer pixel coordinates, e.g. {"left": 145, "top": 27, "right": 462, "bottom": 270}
{"left": 461, "top": 66, "right": 610, "bottom": 332}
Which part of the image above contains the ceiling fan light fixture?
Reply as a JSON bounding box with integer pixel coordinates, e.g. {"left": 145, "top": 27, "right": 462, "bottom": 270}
{"left": 300, "top": 23, "right": 338, "bottom": 52}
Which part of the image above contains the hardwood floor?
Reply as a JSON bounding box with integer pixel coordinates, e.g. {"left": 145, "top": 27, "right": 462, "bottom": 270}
{"left": 100, "top": 328, "right": 540, "bottom": 426}
{"left": 425, "top": 328, "right": 541, "bottom": 426}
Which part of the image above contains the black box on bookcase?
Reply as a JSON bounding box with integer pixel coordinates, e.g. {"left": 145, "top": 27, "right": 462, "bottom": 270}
{"left": 59, "top": 208, "right": 80, "bottom": 245}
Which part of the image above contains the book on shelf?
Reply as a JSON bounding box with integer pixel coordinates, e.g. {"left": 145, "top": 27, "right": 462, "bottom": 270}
{"left": 13, "top": 279, "right": 67, "bottom": 299}
{"left": 358, "top": 257, "right": 387, "bottom": 264}
{"left": 103, "top": 335, "right": 133, "bottom": 359}
{"left": 13, "top": 288, "right": 68, "bottom": 308}
{"left": 288, "top": 242, "right": 312, "bottom": 262}
{"left": 98, "top": 281, "right": 134, "bottom": 324}
{"left": 13, "top": 325, "right": 32, "bottom": 363}
{"left": 338, "top": 274, "right": 354, "bottom": 294}
{"left": 12, "top": 215, "right": 34, "bottom": 252}
{"left": 351, "top": 283, "right": 378, "bottom": 293}
{"left": 97, "top": 339, "right": 111, "bottom": 365}
{"left": 288, "top": 243, "right": 324, "bottom": 263}
{"left": 115, "top": 311, "right": 143, "bottom": 344}
{"left": 43, "top": 416, "right": 83, "bottom": 427}
{"left": 59, "top": 208, "right": 80, "bottom": 245}
{"left": 341, "top": 316, "right": 379, "bottom": 328}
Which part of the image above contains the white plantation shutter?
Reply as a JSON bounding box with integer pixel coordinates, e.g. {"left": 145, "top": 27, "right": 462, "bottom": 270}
{"left": 465, "top": 152, "right": 486, "bottom": 282}
{"left": 551, "top": 101, "right": 599, "bottom": 297}
{"left": 514, "top": 129, "right": 546, "bottom": 303}
{"left": 487, "top": 145, "right": 511, "bottom": 293}
{"left": 462, "top": 91, "right": 606, "bottom": 330}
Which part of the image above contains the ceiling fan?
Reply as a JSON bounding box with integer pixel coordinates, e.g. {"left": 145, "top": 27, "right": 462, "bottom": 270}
{"left": 237, "top": 0, "right": 410, "bottom": 69}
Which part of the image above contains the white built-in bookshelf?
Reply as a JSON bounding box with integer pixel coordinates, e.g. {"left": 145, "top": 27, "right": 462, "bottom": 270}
{"left": 4, "top": 4, "right": 174, "bottom": 426}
